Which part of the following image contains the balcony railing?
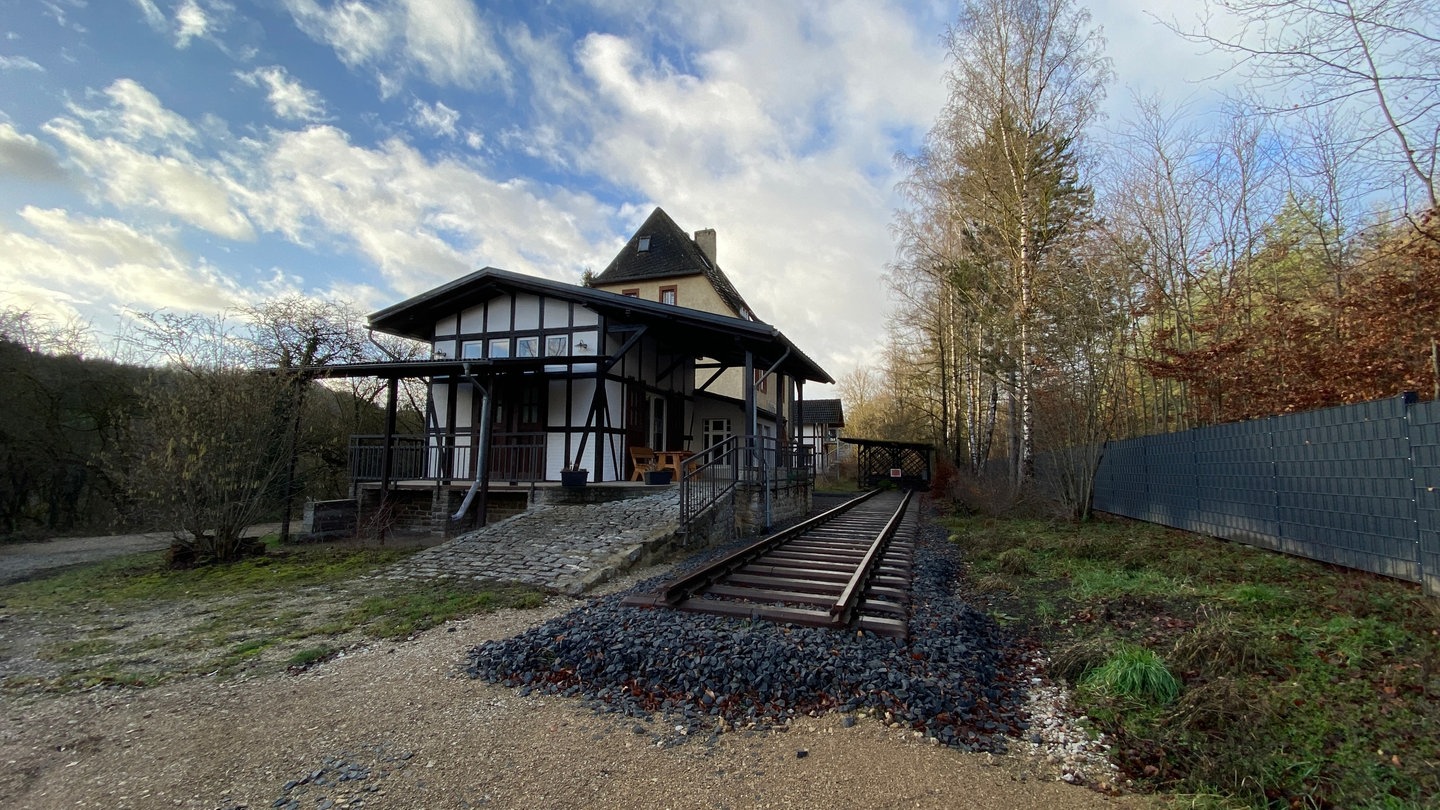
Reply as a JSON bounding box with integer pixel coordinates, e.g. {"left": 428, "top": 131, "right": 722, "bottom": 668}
{"left": 349, "top": 432, "right": 547, "bottom": 483}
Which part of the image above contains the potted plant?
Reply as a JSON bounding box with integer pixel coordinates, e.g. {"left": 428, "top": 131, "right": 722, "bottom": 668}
{"left": 643, "top": 462, "right": 672, "bottom": 486}
{"left": 560, "top": 464, "right": 589, "bottom": 488}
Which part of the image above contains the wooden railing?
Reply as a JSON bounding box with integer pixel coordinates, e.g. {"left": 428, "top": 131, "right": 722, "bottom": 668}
{"left": 349, "top": 432, "right": 547, "bottom": 483}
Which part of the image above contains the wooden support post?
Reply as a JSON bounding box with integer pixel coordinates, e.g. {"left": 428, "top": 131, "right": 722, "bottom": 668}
{"left": 378, "top": 376, "right": 398, "bottom": 540}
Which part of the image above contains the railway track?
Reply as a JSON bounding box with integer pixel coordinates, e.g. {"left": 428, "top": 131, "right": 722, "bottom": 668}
{"left": 623, "top": 489, "right": 917, "bottom": 638}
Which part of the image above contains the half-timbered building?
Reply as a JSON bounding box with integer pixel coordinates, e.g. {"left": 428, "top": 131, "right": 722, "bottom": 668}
{"left": 331, "top": 208, "right": 832, "bottom": 533}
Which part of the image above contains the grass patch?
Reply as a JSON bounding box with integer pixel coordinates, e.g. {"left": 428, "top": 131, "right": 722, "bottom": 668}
{"left": 339, "top": 583, "right": 547, "bottom": 639}
{"left": 214, "top": 637, "right": 277, "bottom": 671}
{"left": 0, "top": 543, "right": 548, "bottom": 692}
{"left": 944, "top": 513, "right": 1440, "bottom": 807}
{"left": 285, "top": 645, "right": 339, "bottom": 668}
{"left": 1081, "top": 645, "right": 1180, "bottom": 705}
{"left": 39, "top": 637, "right": 119, "bottom": 661}
{"left": 0, "top": 545, "right": 420, "bottom": 610}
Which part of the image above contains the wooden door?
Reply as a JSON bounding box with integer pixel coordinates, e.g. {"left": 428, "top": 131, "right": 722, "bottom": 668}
{"left": 491, "top": 375, "right": 545, "bottom": 481}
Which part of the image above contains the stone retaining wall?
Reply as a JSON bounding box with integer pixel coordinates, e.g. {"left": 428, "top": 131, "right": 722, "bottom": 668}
{"left": 735, "top": 480, "right": 811, "bottom": 534}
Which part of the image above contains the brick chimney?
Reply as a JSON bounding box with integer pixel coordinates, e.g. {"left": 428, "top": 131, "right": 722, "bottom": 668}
{"left": 693, "top": 228, "right": 717, "bottom": 265}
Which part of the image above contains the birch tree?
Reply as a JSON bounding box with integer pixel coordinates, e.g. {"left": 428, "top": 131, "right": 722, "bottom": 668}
{"left": 931, "top": 0, "right": 1111, "bottom": 485}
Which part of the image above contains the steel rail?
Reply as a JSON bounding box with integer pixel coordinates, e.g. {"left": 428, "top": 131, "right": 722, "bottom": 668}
{"left": 624, "top": 488, "right": 915, "bottom": 637}
{"left": 658, "top": 488, "right": 882, "bottom": 605}
{"left": 828, "top": 489, "right": 913, "bottom": 626}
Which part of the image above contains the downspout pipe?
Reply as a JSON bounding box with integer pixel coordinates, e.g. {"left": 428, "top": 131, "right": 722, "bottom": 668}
{"left": 451, "top": 363, "right": 492, "bottom": 523}
{"left": 367, "top": 328, "right": 401, "bottom": 360}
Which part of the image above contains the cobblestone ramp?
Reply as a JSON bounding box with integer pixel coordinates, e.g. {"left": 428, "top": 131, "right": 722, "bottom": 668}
{"left": 382, "top": 491, "right": 682, "bottom": 595}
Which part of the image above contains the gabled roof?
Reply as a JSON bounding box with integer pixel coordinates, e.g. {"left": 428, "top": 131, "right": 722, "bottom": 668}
{"left": 367, "top": 266, "right": 832, "bottom": 384}
{"left": 801, "top": 398, "right": 844, "bottom": 426}
{"left": 590, "top": 207, "right": 759, "bottom": 321}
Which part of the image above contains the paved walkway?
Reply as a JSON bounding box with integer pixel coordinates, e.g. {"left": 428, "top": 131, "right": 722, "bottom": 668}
{"left": 381, "top": 491, "right": 684, "bottom": 594}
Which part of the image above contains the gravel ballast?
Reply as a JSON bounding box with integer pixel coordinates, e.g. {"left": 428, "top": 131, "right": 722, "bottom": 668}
{"left": 467, "top": 525, "right": 1032, "bottom": 752}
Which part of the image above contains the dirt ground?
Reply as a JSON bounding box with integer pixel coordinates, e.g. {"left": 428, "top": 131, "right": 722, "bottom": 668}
{"left": 1, "top": 599, "right": 1153, "bottom": 810}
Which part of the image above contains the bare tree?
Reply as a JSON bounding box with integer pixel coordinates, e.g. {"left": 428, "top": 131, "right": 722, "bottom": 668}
{"left": 0, "top": 305, "right": 97, "bottom": 358}
{"left": 1180, "top": 0, "right": 1439, "bottom": 215}
{"left": 241, "top": 298, "right": 372, "bottom": 543}
{"left": 119, "top": 298, "right": 401, "bottom": 561}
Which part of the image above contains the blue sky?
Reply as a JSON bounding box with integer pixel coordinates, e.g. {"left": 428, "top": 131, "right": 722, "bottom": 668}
{"left": 0, "top": 0, "right": 1225, "bottom": 394}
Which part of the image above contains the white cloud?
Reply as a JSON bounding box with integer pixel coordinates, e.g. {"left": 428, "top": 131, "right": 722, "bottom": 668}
{"left": 244, "top": 125, "right": 612, "bottom": 291}
{"left": 8, "top": 2, "right": 956, "bottom": 387}
{"left": 130, "top": 0, "right": 231, "bottom": 49}
{"left": 399, "top": 0, "right": 507, "bottom": 88}
{"left": 0, "top": 55, "right": 43, "bottom": 71}
{"left": 0, "top": 207, "right": 249, "bottom": 325}
{"left": 237, "top": 66, "right": 326, "bottom": 121}
{"left": 94, "top": 78, "right": 198, "bottom": 144}
{"left": 409, "top": 99, "right": 459, "bottom": 138}
{"left": 541, "top": 3, "right": 948, "bottom": 380}
{"left": 174, "top": 0, "right": 211, "bottom": 47}
{"left": 131, "top": 0, "right": 166, "bottom": 30}
{"left": 577, "top": 32, "right": 778, "bottom": 165}
{"left": 0, "top": 123, "right": 69, "bottom": 182}
{"left": 43, "top": 83, "right": 255, "bottom": 240}
{"left": 285, "top": 0, "right": 392, "bottom": 67}
{"left": 284, "top": 0, "right": 507, "bottom": 93}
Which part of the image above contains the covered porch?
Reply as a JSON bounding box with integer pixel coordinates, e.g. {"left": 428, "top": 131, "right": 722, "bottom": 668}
{"left": 295, "top": 268, "right": 833, "bottom": 535}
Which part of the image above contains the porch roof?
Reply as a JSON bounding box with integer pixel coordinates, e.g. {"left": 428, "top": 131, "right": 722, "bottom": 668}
{"left": 366, "top": 266, "right": 832, "bottom": 384}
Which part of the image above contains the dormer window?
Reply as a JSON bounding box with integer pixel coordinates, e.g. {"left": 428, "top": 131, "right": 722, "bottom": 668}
{"left": 637, "top": 236, "right": 651, "bottom": 252}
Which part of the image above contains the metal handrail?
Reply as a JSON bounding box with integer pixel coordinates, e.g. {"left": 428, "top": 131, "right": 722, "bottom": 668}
{"left": 679, "top": 434, "right": 817, "bottom": 534}
{"left": 680, "top": 435, "right": 740, "bottom": 529}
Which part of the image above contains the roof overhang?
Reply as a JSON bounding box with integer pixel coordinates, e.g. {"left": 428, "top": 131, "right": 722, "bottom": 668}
{"left": 366, "top": 267, "right": 832, "bottom": 384}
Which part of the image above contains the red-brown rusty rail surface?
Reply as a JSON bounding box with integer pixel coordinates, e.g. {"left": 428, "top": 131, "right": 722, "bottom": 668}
{"left": 623, "top": 489, "right": 917, "bottom": 638}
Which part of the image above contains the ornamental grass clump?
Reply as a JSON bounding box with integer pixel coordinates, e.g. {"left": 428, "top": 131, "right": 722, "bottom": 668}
{"left": 1082, "top": 644, "right": 1181, "bottom": 705}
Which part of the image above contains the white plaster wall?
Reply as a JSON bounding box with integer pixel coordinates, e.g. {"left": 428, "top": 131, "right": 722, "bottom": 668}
{"left": 543, "top": 297, "right": 568, "bottom": 329}
{"left": 459, "top": 304, "right": 484, "bottom": 333}
{"left": 513, "top": 294, "right": 541, "bottom": 330}
{"left": 486, "top": 296, "right": 511, "bottom": 330}
{"left": 545, "top": 434, "right": 567, "bottom": 480}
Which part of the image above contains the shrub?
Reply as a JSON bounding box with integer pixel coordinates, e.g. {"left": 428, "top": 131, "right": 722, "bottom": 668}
{"left": 1170, "top": 609, "right": 1277, "bottom": 678}
{"left": 1082, "top": 644, "right": 1181, "bottom": 705}
{"left": 1049, "top": 636, "right": 1116, "bottom": 684}
{"left": 996, "top": 547, "right": 1035, "bottom": 576}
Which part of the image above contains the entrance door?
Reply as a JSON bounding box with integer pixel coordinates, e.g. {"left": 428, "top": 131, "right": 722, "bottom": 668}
{"left": 490, "top": 375, "right": 545, "bottom": 481}
{"left": 702, "top": 417, "right": 731, "bottom": 464}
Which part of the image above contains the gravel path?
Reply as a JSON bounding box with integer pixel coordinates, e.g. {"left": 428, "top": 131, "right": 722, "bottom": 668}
{"left": 0, "top": 532, "right": 173, "bottom": 585}
{"left": 0, "top": 525, "right": 282, "bottom": 585}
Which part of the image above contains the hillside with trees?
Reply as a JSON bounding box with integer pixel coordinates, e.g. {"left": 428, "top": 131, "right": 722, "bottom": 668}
{"left": 0, "top": 302, "right": 422, "bottom": 557}
{"left": 869, "top": 0, "right": 1440, "bottom": 514}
